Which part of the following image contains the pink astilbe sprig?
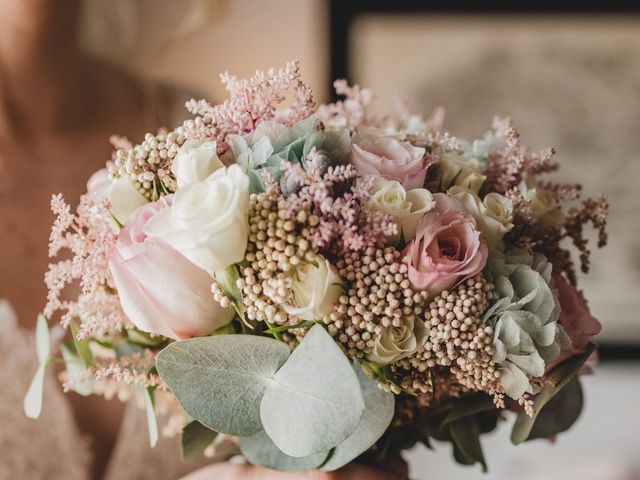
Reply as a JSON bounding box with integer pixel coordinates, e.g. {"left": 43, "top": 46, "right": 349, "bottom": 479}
{"left": 45, "top": 193, "right": 129, "bottom": 338}
{"left": 484, "top": 117, "right": 559, "bottom": 194}
{"left": 316, "top": 80, "right": 375, "bottom": 130}
{"left": 184, "top": 60, "right": 315, "bottom": 151}
{"left": 281, "top": 160, "right": 397, "bottom": 259}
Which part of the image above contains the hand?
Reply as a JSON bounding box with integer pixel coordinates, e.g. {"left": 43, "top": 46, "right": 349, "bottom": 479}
{"left": 180, "top": 457, "right": 408, "bottom": 480}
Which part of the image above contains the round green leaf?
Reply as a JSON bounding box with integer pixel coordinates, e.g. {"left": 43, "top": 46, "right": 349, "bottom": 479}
{"left": 156, "top": 335, "right": 290, "bottom": 436}
{"left": 321, "top": 364, "right": 395, "bottom": 471}
{"left": 240, "top": 430, "right": 329, "bottom": 471}
{"left": 260, "top": 325, "right": 365, "bottom": 457}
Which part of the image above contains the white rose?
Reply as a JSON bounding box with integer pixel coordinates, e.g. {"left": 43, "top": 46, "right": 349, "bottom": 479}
{"left": 284, "top": 257, "right": 343, "bottom": 321}
{"left": 448, "top": 186, "right": 514, "bottom": 248}
{"left": 143, "top": 164, "right": 250, "bottom": 273}
{"left": 399, "top": 189, "right": 436, "bottom": 241}
{"left": 86, "top": 168, "right": 147, "bottom": 226}
{"left": 368, "top": 317, "right": 427, "bottom": 365}
{"left": 518, "top": 174, "right": 564, "bottom": 227}
{"left": 367, "top": 178, "right": 435, "bottom": 243}
{"left": 368, "top": 178, "right": 411, "bottom": 218}
{"left": 440, "top": 153, "right": 486, "bottom": 194}
{"left": 172, "top": 139, "right": 224, "bottom": 188}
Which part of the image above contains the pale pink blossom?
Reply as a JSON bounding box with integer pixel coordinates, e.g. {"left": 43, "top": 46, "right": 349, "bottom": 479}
{"left": 403, "top": 193, "right": 488, "bottom": 296}
{"left": 109, "top": 197, "right": 234, "bottom": 340}
{"left": 349, "top": 133, "right": 429, "bottom": 190}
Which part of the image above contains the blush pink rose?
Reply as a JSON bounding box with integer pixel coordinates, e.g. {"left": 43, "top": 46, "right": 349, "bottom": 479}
{"left": 403, "top": 193, "right": 488, "bottom": 295}
{"left": 350, "top": 133, "right": 429, "bottom": 189}
{"left": 554, "top": 273, "right": 601, "bottom": 350}
{"left": 109, "top": 197, "right": 234, "bottom": 340}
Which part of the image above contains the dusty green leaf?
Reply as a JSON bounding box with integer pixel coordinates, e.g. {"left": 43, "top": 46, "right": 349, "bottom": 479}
{"left": 321, "top": 364, "right": 395, "bottom": 471}
{"left": 528, "top": 378, "right": 583, "bottom": 440}
{"left": 181, "top": 420, "right": 218, "bottom": 462}
{"left": 260, "top": 325, "right": 365, "bottom": 458}
{"left": 156, "top": 335, "right": 290, "bottom": 436}
{"left": 60, "top": 341, "right": 93, "bottom": 396}
{"left": 240, "top": 430, "right": 329, "bottom": 471}
{"left": 449, "top": 416, "right": 487, "bottom": 473}
{"left": 70, "top": 320, "right": 95, "bottom": 366}
{"left": 511, "top": 344, "right": 595, "bottom": 444}
{"left": 442, "top": 394, "right": 496, "bottom": 427}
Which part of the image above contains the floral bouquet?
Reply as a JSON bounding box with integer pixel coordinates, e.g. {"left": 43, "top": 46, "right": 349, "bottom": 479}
{"left": 25, "top": 61, "right": 608, "bottom": 473}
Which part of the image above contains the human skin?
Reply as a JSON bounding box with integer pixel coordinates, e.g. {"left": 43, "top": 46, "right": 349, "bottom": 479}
{"left": 180, "top": 456, "right": 409, "bottom": 480}
{"left": 0, "top": 0, "right": 178, "bottom": 477}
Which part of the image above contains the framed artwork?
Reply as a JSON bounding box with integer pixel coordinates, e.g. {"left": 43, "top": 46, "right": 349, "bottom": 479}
{"left": 330, "top": 0, "right": 640, "bottom": 358}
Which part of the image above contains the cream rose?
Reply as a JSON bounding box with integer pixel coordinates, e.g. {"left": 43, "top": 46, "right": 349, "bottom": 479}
{"left": 448, "top": 186, "right": 514, "bottom": 249}
{"left": 171, "top": 139, "right": 225, "bottom": 188}
{"left": 518, "top": 174, "right": 564, "bottom": 227}
{"left": 399, "top": 189, "right": 436, "bottom": 241}
{"left": 367, "top": 178, "right": 436, "bottom": 243}
{"left": 283, "top": 257, "right": 343, "bottom": 321}
{"left": 368, "top": 178, "right": 411, "bottom": 218}
{"left": 143, "top": 164, "right": 250, "bottom": 273}
{"left": 87, "top": 168, "right": 147, "bottom": 225}
{"left": 368, "top": 317, "right": 427, "bottom": 365}
{"left": 440, "top": 153, "right": 486, "bottom": 194}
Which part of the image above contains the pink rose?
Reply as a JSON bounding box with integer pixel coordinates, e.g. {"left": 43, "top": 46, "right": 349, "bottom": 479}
{"left": 403, "top": 193, "right": 488, "bottom": 295}
{"left": 350, "top": 133, "right": 429, "bottom": 189}
{"left": 554, "top": 273, "right": 601, "bottom": 350}
{"left": 109, "top": 197, "right": 234, "bottom": 340}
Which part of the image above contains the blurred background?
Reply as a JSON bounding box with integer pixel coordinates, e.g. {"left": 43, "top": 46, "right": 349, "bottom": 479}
{"left": 0, "top": 0, "right": 638, "bottom": 479}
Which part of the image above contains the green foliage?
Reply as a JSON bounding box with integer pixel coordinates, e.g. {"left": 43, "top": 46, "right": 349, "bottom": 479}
{"left": 511, "top": 343, "right": 595, "bottom": 444}
{"left": 181, "top": 420, "right": 218, "bottom": 462}
{"left": 156, "top": 334, "right": 290, "bottom": 437}
{"left": 157, "top": 325, "right": 386, "bottom": 469}
{"left": 59, "top": 341, "right": 93, "bottom": 396}
{"left": 320, "top": 364, "right": 395, "bottom": 471}
{"left": 528, "top": 378, "right": 583, "bottom": 440}
{"left": 70, "top": 320, "right": 95, "bottom": 366}
{"left": 260, "top": 325, "right": 364, "bottom": 457}
{"left": 240, "top": 430, "right": 329, "bottom": 471}
{"left": 449, "top": 416, "right": 487, "bottom": 473}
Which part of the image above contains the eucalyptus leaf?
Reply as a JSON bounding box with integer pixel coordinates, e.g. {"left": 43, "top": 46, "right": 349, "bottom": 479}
{"left": 240, "top": 430, "right": 329, "bottom": 471}
{"left": 449, "top": 416, "right": 487, "bottom": 472}
{"left": 182, "top": 420, "right": 218, "bottom": 462}
{"left": 260, "top": 325, "right": 365, "bottom": 457}
{"left": 23, "top": 364, "right": 46, "bottom": 419}
{"left": 60, "top": 341, "right": 93, "bottom": 396}
{"left": 511, "top": 343, "right": 595, "bottom": 444}
{"left": 156, "top": 335, "right": 290, "bottom": 436}
{"left": 321, "top": 364, "right": 395, "bottom": 471}
{"left": 70, "top": 320, "right": 95, "bottom": 366}
{"left": 528, "top": 378, "right": 583, "bottom": 440}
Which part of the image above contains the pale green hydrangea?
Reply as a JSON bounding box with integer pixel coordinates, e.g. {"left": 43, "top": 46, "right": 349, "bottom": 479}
{"left": 483, "top": 250, "right": 570, "bottom": 400}
{"left": 224, "top": 117, "right": 350, "bottom": 193}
